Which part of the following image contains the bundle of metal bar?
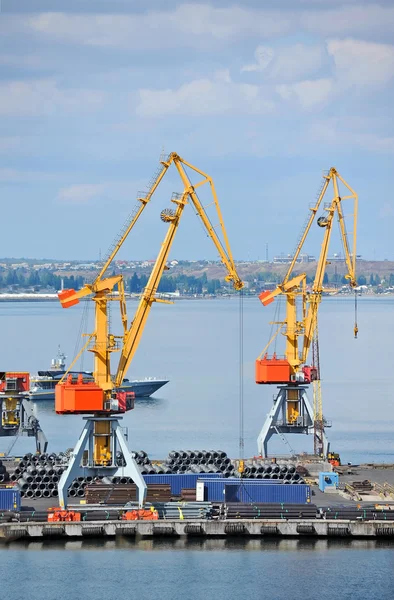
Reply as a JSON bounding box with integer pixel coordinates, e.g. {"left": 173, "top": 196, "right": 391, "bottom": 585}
{"left": 151, "top": 501, "right": 213, "bottom": 520}
{"left": 85, "top": 483, "right": 172, "bottom": 504}
{"left": 180, "top": 488, "right": 196, "bottom": 501}
{"left": 225, "top": 503, "right": 318, "bottom": 519}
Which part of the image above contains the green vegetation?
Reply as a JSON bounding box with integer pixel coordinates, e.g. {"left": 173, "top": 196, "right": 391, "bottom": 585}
{"left": 0, "top": 268, "right": 226, "bottom": 295}
{"left": 0, "top": 265, "right": 393, "bottom": 295}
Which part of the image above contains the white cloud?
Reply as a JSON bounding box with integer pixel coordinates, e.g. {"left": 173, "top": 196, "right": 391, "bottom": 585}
{"left": 241, "top": 46, "right": 274, "bottom": 73}
{"left": 242, "top": 43, "right": 324, "bottom": 82}
{"left": 269, "top": 38, "right": 394, "bottom": 111}
{"left": 269, "top": 44, "right": 325, "bottom": 81}
{"left": 26, "top": 6, "right": 291, "bottom": 49}
{"left": 276, "top": 78, "right": 334, "bottom": 109}
{"left": 303, "top": 4, "right": 394, "bottom": 36}
{"left": 327, "top": 38, "right": 394, "bottom": 86}
{"left": 137, "top": 36, "right": 394, "bottom": 119}
{"left": 56, "top": 181, "right": 143, "bottom": 204}
{"left": 20, "top": 4, "right": 394, "bottom": 51}
{"left": 0, "top": 79, "right": 105, "bottom": 116}
{"left": 0, "top": 168, "right": 59, "bottom": 183}
{"left": 308, "top": 118, "right": 394, "bottom": 154}
{"left": 136, "top": 75, "right": 274, "bottom": 117}
{"left": 57, "top": 184, "right": 106, "bottom": 204}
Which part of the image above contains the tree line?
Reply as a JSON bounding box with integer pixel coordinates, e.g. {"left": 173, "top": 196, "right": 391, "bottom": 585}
{"left": 0, "top": 268, "right": 392, "bottom": 293}
{"left": 0, "top": 269, "right": 224, "bottom": 294}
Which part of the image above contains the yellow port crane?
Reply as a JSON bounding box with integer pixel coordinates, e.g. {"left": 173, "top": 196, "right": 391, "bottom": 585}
{"left": 55, "top": 153, "right": 243, "bottom": 508}
{"left": 58, "top": 152, "right": 243, "bottom": 399}
{"left": 255, "top": 168, "right": 358, "bottom": 458}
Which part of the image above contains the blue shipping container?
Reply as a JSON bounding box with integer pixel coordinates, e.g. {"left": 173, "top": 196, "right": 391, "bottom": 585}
{"left": 0, "top": 488, "right": 21, "bottom": 511}
{"left": 142, "top": 473, "right": 223, "bottom": 495}
{"left": 198, "top": 479, "right": 311, "bottom": 503}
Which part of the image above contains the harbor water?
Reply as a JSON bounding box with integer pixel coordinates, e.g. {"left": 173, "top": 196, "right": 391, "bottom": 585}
{"left": 0, "top": 296, "right": 393, "bottom": 463}
{"left": 0, "top": 297, "right": 393, "bottom": 598}
{"left": 1, "top": 540, "right": 394, "bottom": 600}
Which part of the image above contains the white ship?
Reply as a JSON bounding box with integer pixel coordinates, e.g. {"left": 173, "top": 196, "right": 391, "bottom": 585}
{"left": 28, "top": 348, "right": 169, "bottom": 400}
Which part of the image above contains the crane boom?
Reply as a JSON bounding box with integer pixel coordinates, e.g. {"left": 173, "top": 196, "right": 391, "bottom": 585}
{"left": 57, "top": 152, "right": 243, "bottom": 413}
{"left": 172, "top": 156, "right": 243, "bottom": 291}
{"left": 93, "top": 157, "right": 173, "bottom": 284}
{"left": 115, "top": 156, "right": 244, "bottom": 385}
{"left": 114, "top": 192, "right": 188, "bottom": 387}
{"left": 256, "top": 167, "right": 358, "bottom": 384}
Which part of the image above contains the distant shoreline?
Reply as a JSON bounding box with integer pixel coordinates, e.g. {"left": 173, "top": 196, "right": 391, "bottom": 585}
{"left": 0, "top": 294, "right": 231, "bottom": 302}
{"left": 0, "top": 293, "right": 392, "bottom": 303}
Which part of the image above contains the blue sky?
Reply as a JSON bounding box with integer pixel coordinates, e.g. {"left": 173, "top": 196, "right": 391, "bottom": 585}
{"left": 1, "top": 0, "right": 393, "bottom": 261}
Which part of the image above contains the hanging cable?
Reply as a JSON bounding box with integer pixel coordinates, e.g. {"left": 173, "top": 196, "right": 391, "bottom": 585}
{"left": 238, "top": 289, "right": 244, "bottom": 473}
{"left": 354, "top": 290, "right": 358, "bottom": 339}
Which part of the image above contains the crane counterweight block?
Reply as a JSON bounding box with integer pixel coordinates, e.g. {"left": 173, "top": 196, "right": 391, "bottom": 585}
{"left": 259, "top": 291, "right": 274, "bottom": 306}
{"left": 55, "top": 378, "right": 135, "bottom": 415}
{"left": 58, "top": 289, "right": 79, "bottom": 308}
{"left": 255, "top": 355, "right": 291, "bottom": 384}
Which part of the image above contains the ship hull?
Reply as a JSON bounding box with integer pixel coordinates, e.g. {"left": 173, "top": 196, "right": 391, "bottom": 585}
{"left": 28, "top": 379, "right": 168, "bottom": 401}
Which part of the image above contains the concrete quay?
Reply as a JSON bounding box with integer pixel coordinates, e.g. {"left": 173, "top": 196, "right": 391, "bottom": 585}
{"left": 1, "top": 518, "right": 394, "bottom": 542}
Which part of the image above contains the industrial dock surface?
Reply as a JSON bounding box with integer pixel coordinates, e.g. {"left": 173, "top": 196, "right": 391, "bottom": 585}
{"left": 2, "top": 462, "right": 394, "bottom": 543}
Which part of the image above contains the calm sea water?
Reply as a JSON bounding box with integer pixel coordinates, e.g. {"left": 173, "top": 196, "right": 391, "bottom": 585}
{"left": 1, "top": 540, "right": 394, "bottom": 600}
{"left": 0, "top": 295, "right": 393, "bottom": 463}
{"left": 0, "top": 297, "right": 393, "bottom": 595}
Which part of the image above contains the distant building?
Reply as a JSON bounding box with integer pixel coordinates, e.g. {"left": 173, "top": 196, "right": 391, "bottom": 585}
{"left": 273, "top": 253, "right": 316, "bottom": 264}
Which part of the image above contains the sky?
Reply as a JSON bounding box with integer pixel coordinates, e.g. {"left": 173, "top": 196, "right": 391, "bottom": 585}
{"left": 1, "top": 0, "right": 393, "bottom": 262}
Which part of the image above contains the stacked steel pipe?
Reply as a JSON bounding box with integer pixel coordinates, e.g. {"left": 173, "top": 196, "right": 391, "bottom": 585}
{"left": 225, "top": 503, "right": 318, "bottom": 519}
{"left": 322, "top": 505, "right": 394, "bottom": 521}
{"left": 11, "top": 452, "right": 83, "bottom": 499}
{"left": 115, "top": 450, "right": 162, "bottom": 474}
{"left": 164, "top": 450, "right": 235, "bottom": 476}
{"left": 237, "top": 461, "right": 305, "bottom": 483}
{"left": 18, "top": 510, "right": 49, "bottom": 522}
{"left": 11, "top": 450, "right": 303, "bottom": 500}
{"left": 12, "top": 452, "right": 68, "bottom": 499}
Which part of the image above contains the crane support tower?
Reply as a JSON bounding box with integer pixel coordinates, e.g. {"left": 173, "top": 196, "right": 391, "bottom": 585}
{"left": 56, "top": 152, "right": 243, "bottom": 509}
{"left": 255, "top": 168, "right": 358, "bottom": 458}
{"left": 0, "top": 372, "right": 48, "bottom": 453}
